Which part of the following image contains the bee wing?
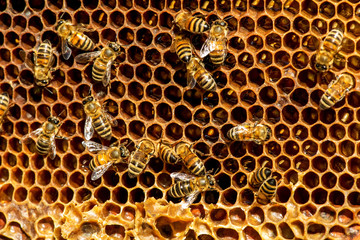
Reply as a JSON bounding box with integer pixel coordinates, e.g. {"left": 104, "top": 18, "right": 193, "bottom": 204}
{"left": 61, "top": 39, "right": 72, "bottom": 60}
{"left": 91, "top": 161, "right": 113, "bottom": 181}
{"left": 84, "top": 116, "right": 94, "bottom": 140}
{"left": 75, "top": 51, "right": 102, "bottom": 64}
{"left": 49, "top": 137, "right": 56, "bottom": 160}
{"left": 186, "top": 71, "right": 197, "bottom": 89}
{"left": 76, "top": 23, "right": 95, "bottom": 32}
{"left": 19, "top": 50, "right": 35, "bottom": 70}
{"left": 170, "top": 172, "right": 195, "bottom": 181}
{"left": 103, "top": 106, "right": 118, "bottom": 127}
{"left": 199, "top": 38, "right": 214, "bottom": 58}
{"left": 181, "top": 191, "right": 200, "bottom": 209}
{"left": 20, "top": 128, "right": 42, "bottom": 144}
{"left": 102, "top": 60, "right": 113, "bottom": 87}
{"left": 82, "top": 140, "right": 108, "bottom": 153}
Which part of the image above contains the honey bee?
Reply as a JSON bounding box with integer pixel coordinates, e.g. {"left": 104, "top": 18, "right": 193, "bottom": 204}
{"left": 249, "top": 162, "right": 272, "bottom": 189}
{"left": 200, "top": 20, "right": 228, "bottom": 65}
{"left": 56, "top": 19, "right": 95, "bottom": 60}
{"left": 75, "top": 42, "right": 121, "bottom": 86}
{"left": 128, "top": 139, "right": 156, "bottom": 178}
{"left": 315, "top": 28, "right": 344, "bottom": 72}
{"left": 169, "top": 172, "right": 216, "bottom": 208}
{"left": 22, "top": 116, "right": 66, "bottom": 159}
{"left": 158, "top": 140, "right": 181, "bottom": 164}
{"left": 187, "top": 57, "right": 217, "bottom": 92}
{"left": 22, "top": 40, "right": 56, "bottom": 87}
{"left": 174, "top": 12, "right": 210, "bottom": 33}
{"left": 257, "top": 177, "right": 277, "bottom": 205}
{"left": 227, "top": 122, "right": 272, "bottom": 144}
{"left": 175, "top": 142, "right": 206, "bottom": 176}
{"left": 171, "top": 34, "right": 192, "bottom": 63}
{"left": 82, "top": 96, "right": 115, "bottom": 141}
{"left": 319, "top": 73, "right": 355, "bottom": 110}
{"left": 0, "top": 93, "right": 10, "bottom": 129}
{"left": 82, "top": 140, "right": 130, "bottom": 181}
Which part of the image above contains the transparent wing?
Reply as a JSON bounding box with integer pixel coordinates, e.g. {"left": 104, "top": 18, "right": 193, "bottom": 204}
{"left": 181, "top": 191, "right": 200, "bottom": 209}
{"left": 76, "top": 23, "right": 95, "bottom": 32}
{"left": 102, "top": 60, "right": 113, "bottom": 87}
{"left": 199, "top": 38, "right": 213, "bottom": 58}
{"left": 75, "top": 51, "right": 102, "bottom": 64}
{"left": 91, "top": 161, "right": 113, "bottom": 181}
{"left": 82, "top": 140, "right": 108, "bottom": 153}
{"left": 170, "top": 172, "right": 195, "bottom": 181}
{"left": 84, "top": 116, "right": 94, "bottom": 140}
{"left": 61, "top": 39, "right": 72, "bottom": 60}
{"left": 49, "top": 137, "right": 56, "bottom": 160}
{"left": 20, "top": 128, "right": 43, "bottom": 143}
{"left": 19, "top": 50, "right": 34, "bottom": 69}
{"left": 105, "top": 112, "right": 118, "bottom": 127}
{"left": 186, "top": 71, "right": 197, "bottom": 89}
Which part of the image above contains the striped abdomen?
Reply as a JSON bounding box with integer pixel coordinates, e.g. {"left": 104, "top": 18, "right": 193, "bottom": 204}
{"left": 92, "top": 57, "right": 108, "bottom": 82}
{"left": 128, "top": 151, "right": 148, "bottom": 178}
{"left": 319, "top": 93, "right": 335, "bottom": 110}
{"left": 195, "top": 70, "right": 216, "bottom": 92}
{"left": 185, "top": 17, "right": 209, "bottom": 33}
{"left": 258, "top": 178, "right": 277, "bottom": 204}
{"left": 249, "top": 167, "right": 271, "bottom": 189}
{"left": 209, "top": 45, "right": 226, "bottom": 65}
{"left": 69, "top": 32, "right": 95, "bottom": 51}
{"left": 182, "top": 153, "right": 205, "bottom": 176}
{"left": 169, "top": 180, "right": 194, "bottom": 198}
{"left": 321, "top": 29, "right": 343, "bottom": 55}
{"left": 89, "top": 151, "right": 109, "bottom": 171}
{"left": 92, "top": 115, "right": 112, "bottom": 140}
{"left": 36, "top": 42, "right": 52, "bottom": 67}
{"left": 0, "top": 94, "right": 9, "bottom": 119}
{"left": 176, "top": 39, "right": 192, "bottom": 63}
{"left": 227, "top": 125, "right": 253, "bottom": 141}
{"left": 159, "top": 144, "right": 179, "bottom": 164}
{"left": 36, "top": 134, "right": 51, "bottom": 155}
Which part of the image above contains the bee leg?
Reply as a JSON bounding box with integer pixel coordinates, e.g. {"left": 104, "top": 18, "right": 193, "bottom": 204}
{"left": 110, "top": 140, "right": 120, "bottom": 148}
{"left": 55, "top": 135, "right": 69, "bottom": 140}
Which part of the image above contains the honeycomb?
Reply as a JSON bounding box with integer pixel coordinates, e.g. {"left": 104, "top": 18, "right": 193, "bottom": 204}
{"left": 1, "top": 0, "right": 360, "bottom": 239}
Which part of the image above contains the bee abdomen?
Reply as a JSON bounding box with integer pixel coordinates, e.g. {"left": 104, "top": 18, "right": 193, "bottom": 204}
{"left": 92, "top": 115, "right": 112, "bottom": 140}
{"left": 92, "top": 58, "right": 108, "bottom": 82}
{"left": 323, "top": 29, "right": 343, "bottom": 52}
{"left": 227, "top": 127, "right": 243, "bottom": 141}
{"left": 0, "top": 95, "right": 9, "bottom": 117}
{"left": 250, "top": 167, "right": 271, "bottom": 188}
{"left": 184, "top": 155, "right": 205, "bottom": 176}
{"left": 70, "top": 33, "right": 95, "bottom": 51}
{"left": 210, "top": 50, "right": 226, "bottom": 65}
{"left": 176, "top": 42, "right": 192, "bottom": 63}
{"left": 128, "top": 151, "right": 148, "bottom": 178}
{"left": 90, "top": 153, "right": 108, "bottom": 171}
{"left": 160, "top": 147, "right": 178, "bottom": 164}
{"left": 36, "top": 43, "right": 52, "bottom": 66}
{"left": 36, "top": 134, "right": 50, "bottom": 155}
{"left": 187, "top": 17, "right": 208, "bottom": 33}
{"left": 169, "top": 180, "right": 192, "bottom": 198}
{"left": 198, "top": 74, "right": 216, "bottom": 92}
{"left": 258, "top": 178, "right": 277, "bottom": 202}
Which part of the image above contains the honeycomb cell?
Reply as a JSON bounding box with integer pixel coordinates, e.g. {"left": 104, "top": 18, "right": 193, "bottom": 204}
{"left": 29, "top": 187, "right": 42, "bottom": 204}
{"left": 44, "top": 187, "right": 58, "bottom": 204}
{"left": 243, "top": 226, "right": 261, "bottom": 240}
{"left": 348, "top": 192, "right": 360, "bottom": 206}
{"left": 322, "top": 172, "right": 337, "bottom": 189}
{"left": 282, "top": 105, "right": 299, "bottom": 124}
{"left": 302, "top": 107, "right": 318, "bottom": 125}
{"left": 265, "top": 107, "right": 280, "bottom": 124}
{"left": 24, "top": 170, "right": 35, "bottom": 187}
{"left": 60, "top": 187, "right": 74, "bottom": 204}
{"left": 14, "top": 187, "right": 27, "bottom": 202}
{"left": 261, "top": 223, "right": 277, "bottom": 239}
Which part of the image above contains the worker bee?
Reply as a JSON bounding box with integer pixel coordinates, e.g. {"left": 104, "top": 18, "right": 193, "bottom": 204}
{"left": 169, "top": 172, "right": 216, "bottom": 208}
{"left": 55, "top": 19, "right": 95, "bottom": 60}
{"left": 82, "top": 140, "right": 130, "bottom": 181}
{"left": 75, "top": 42, "right": 121, "bottom": 86}
{"left": 249, "top": 162, "right": 272, "bottom": 189}
{"left": 175, "top": 142, "right": 206, "bottom": 176}
{"left": 319, "top": 73, "right": 355, "bottom": 110}
{"left": 257, "top": 177, "right": 277, "bottom": 205}
{"left": 128, "top": 139, "right": 156, "bottom": 178}
{"left": 174, "top": 11, "right": 210, "bottom": 33}
{"left": 171, "top": 34, "right": 193, "bottom": 63}
{"left": 22, "top": 116, "right": 66, "bottom": 159}
{"left": 82, "top": 96, "right": 114, "bottom": 141}
{"left": 21, "top": 40, "right": 56, "bottom": 87}
{"left": 0, "top": 92, "right": 10, "bottom": 129}
{"left": 200, "top": 20, "right": 228, "bottom": 65}
{"left": 158, "top": 140, "right": 181, "bottom": 165}
{"left": 187, "top": 56, "right": 217, "bottom": 92}
{"left": 227, "top": 122, "right": 272, "bottom": 144}
{"left": 315, "top": 28, "right": 344, "bottom": 72}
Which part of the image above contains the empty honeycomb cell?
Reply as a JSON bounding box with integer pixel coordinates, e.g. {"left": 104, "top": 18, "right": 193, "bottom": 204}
{"left": 14, "top": 187, "right": 27, "bottom": 202}
{"left": 5, "top": 64, "right": 19, "bottom": 80}
{"left": 243, "top": 226, "right": 261, "bottom": 240}
{"left": 259, "top": 86, "right": 277, "bottom": 104}
{"left": 62, "top": 154, "right": 77, "bottom": 172}
{"left": 53, "top": 170, "right": 67, "bottom": 187}
{"left": 310, "top": 187, "right": 327, "bottom": 204}
{"left": 257, "top": 15, "right": 273, "bottom": 31}
{"left": 69, "top": 102, "right": 84, "bottom": 120}
{"left": 128, "top": 81, "right": 144, "bottom": 101}
{"left": 310, "top": 124, "right": 327, "bottom": 141}
{"left": 5, "top": 32, "right": 19, "bottom": 48}
{"left": 94, "top": 187, "right": 110, "bottom": 203}
{"left": 128, "top": 46, "right": 144, "bottom": 64}
{"left": 112, "top": 187, "right": 128, "bottom": 204}
{"left": 24, "top": 170, "right": 35, "bottom": 187}
{"left": 339, "top": 173, "right": 354, "bottom": 190}
{"left": 129, "top": 188, "right": 145, "bottom": 203}
{"left": 292, "top": 52, "right": 309, "bottom": 70}
{"left": 129, "top": 120, "right": 145, "bottom": 138}
{"left": 146, "top": 124, "right": 161, "bottom": 140}
{"left": 148, "top": 188, "right": 163, "bottom": 200}
{"left": 348, "top": 55, "right": 360, "bottom": 71}
{"left": 284, "top": 140, "right": 299, "bottom": 156}
{"left": 248, "top": 106, "right": 263, "bottom": 121}
{"left": 329, "top": 226, "right": 346, "bottom": 239}
{"left": 69, "top": 172, "right": 85, "bottom": 188}
{"left": 139, "top": 171, "right": 155, "bottom": 188}
{"left": 211, "top": 107, "right": 228, "bottom": 125}
{"left": 298, "top": 69, "right": 316, "bottom": 88}
{"left": 119, "top": 28, "right": 134, "bottom": 45}
{"left": 210, "top": 208, "right": 228, "bottom": 224}
{"left": 302, "top": 107, "right": 318, "bottom": 125}
{"left": 322, "top": 172, "right": 337, "bottom": 189}
{"left": 138, "top": 101, "right": 154, "bottom": 120}
{"left": 265, "top": 106, "right": 280, "bottom": 124}
{"left": 60, "top": 187, "right": 74, "bottom": 204}
{"left": 300, "top": 203, "right": 317, "bottom": 218}
{"left": 239, "top": 188, "right": 254, "bottom": 206}
{"left": 44, "top": 187, "right": 58, "bottom": 204}
{"left": 312, "top": 156, "right": 327, "bottom": 173}
{"left": 348, "top": 192, "right": 360, "bottom": 206}
{"left": 0, "top": 167, "right": 8, "bottom": 185}
{"left": 0, "top": 13, "right": 11, "bottom": 30}
{"left": 136, "top": 28, "right": 153, "bottom": 47}
{"left": 42, "top": 9, "right": 56, "bottom": 26}
{"left": 338, "top": 209, "right": 353, "bottom": 225}
{"left": 247, "top": 207, "right": 264, "bottom": 226}
{"left": 302, "top": 35, "right": 319, "bottom": 51}
{"left": 248, "top": 68, "right": 265, "bottom": 86}
{"left": 303, "top": 171, "right": 319, "bottom": 189}
{"left": 294, "top": 187, "right": 309, "bottom": 205}
{"left": 339, "top": 140, "right": 355, "bottom": 157}
{"left": 21, "top": 33, "right": 37, "bottom": 50}
{"left": 261, "top": 223, "right": 277, "bottom": 239}
{"left": 0, "top": 184, "right": 13, "bottom": 202}
{"left": 220, "top": 88, "right": 238, "bottom": 106}
{"left": 319, "top": 206, "right": 335, "bottom": 223}
{"left": 145, "top": 48, "right": 161, "bottom": 66}
{"left": 105, "top": 225, "right": 125, "bottom": 238}
{"left": 240, "top": 90, "right": 256, "bottom": 106}
{"left": 205, "top": 190, "right": 219, "bottom": 204}
{"left": 274, "top": 51, "right": 290, "bottom": 66}
{"left": 321, "top": 140, "right": 336, "bottom": 157}
{"left": 37, "top": 169, "right": 51, "bottom": 186}
{"left": 121, "top": 100, "right": 136, "bottom": 118}
{"left": 282, "top": 105, "right": 299, "bottom": 124}
{"left": 29, "top": 187, "right": 42, "bottom": 204}
{"left": 29, "top": 16, "right": 44, "bottom": 33}
{"left": 185, "top": 124, "right": 201, "bottom": 141}
{"left": 119, "top": 64, "right": 134, "bottom": 80}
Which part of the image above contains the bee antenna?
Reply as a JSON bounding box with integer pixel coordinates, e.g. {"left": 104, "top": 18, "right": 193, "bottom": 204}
{"left": 57, "top": 108, "right": 66, "bottom": 118}
{"left": 59, "top": 12, "right": 65, "bottom": 20}
{"left": 44, "top": 87, "right": 54, "bottom": 95}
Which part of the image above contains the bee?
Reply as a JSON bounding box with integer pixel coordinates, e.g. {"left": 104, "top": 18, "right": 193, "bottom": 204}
{"left": 171, "top": 34, "right": 192, "bottom": 63}
{"left": 174, "top": 12, "right": 210, "bottom": 33}
{"left": 227, "top": 122, "right": 272, "bottom": 144}
{"left": 169, "top": 172, "right": 216, "bottom": 208}
{"left": 0, "top": 93, "right": 10, "bottom": 128}
{"left": 82, "top": 96, "right": 114, "bottom": 141}
{"left": 128, "top": 139, "right": 155, "bottom": 178}
{"left": 82, "top": 140, "right": 130, "bottom": 181}
{"left": 249, "top": 162, "right": 272, "bottom": 189}
{"left": 200, "top": 20, "right": 228, "bottom": 65}
{"left": 319, "top": 73, "right": 355, "bottom": 110}
{"left": 175, "top": 142, "right": 206, "bottom": 176}
{"left": 55, "top": 19, "right": 95, "bottom": 60}
{"left": 257, "top": 177, "right": 277, "bottom": 205}
{"left": 187, "top": 56, "right": 217, "bottom": 92}
{"left": 158, "top": 140, "right": 181, "bottom": 165}
{"left": 22, "top": 116, "right": 66, "bottom": 159}
{"left": 315, "top": 28, "right": 344, "bottom": 72}
{"left": 75, "top": 42, "right": 121, "bottom": 86}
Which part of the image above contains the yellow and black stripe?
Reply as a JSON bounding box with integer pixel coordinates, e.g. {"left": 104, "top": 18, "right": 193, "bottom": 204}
{"left": 210, "top": 49, "right": 226, "bottom": 65}
{"left": 159, "top": 144, "right": 180, "bottom": 164}
{"left": 319, "top": 94, "right": 334, "bottom": 110}
{"left": 92, "top": 57, "right": 108, "bottom": 82}
{"left": 176, "top": 38, "right": 192, "bottom": 63}
{"left": 89, "top": 151, "right": 108, "bottom": 171}
{"left": 182, "top": 152, "right": 205, "bottom": 176}
{"left": 196, "top": 71, "right": 217, "bottom": 92}
{"left": 128, "top": 151, "right": 147, "bottom": 178}
{"left": 249, "top": 166, "right": 271, "bottom": 189}
{"left": 92, "top": 115, "right": 112, "bottom": 140}
{"left": 186, "top": 17, "right": 209, "bottom": 33}
{"left": 69, "top": 32, "right": 95, "bottom": 51}
{"left": 36, "top": 41, "right": 52, "bottom": 66}
{"left": 322, "top": 29, "right": 343, "bottom": 53}
{"left": 0, "top": 93, "right": 10, "bottom": 117}
{"left": 36, "top": 134, "right": 51, "bottom": 155}
{"left": 258, "top": 177, "right": 277, "bottom": 202}
{"left": 169, "top": 180, "right": 194, "bottom": 198}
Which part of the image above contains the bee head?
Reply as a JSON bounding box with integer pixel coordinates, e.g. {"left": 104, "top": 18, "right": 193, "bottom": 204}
{"left": 264, "top": 125, "right": 272, "bottom": 142}
{"left": 315, "top": 63, "right": 329, "bottom": 72}
{"left": 206, "top": 174, "right": 216, "bottom": 188}
{"left": 82, "top": 96, "right": 94, "bottom": 105}
{"left": 56, "top": 19, "right": 65, "bottom": 31}
{"left": 48, "top": 117, "right": 60, "bottom": 125}
{"left": 35, "top": 78, "right": 49, "bottom": 87}
{"left": 120, "top": 146, "right": 130, "bottom": 158}
{"left": 109, "top": 42, "right": 121, "bottom": 53}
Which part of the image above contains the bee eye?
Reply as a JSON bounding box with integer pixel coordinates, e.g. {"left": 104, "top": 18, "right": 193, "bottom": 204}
{"left": 48, "top": 117, "right": 52, "bottom": 122}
